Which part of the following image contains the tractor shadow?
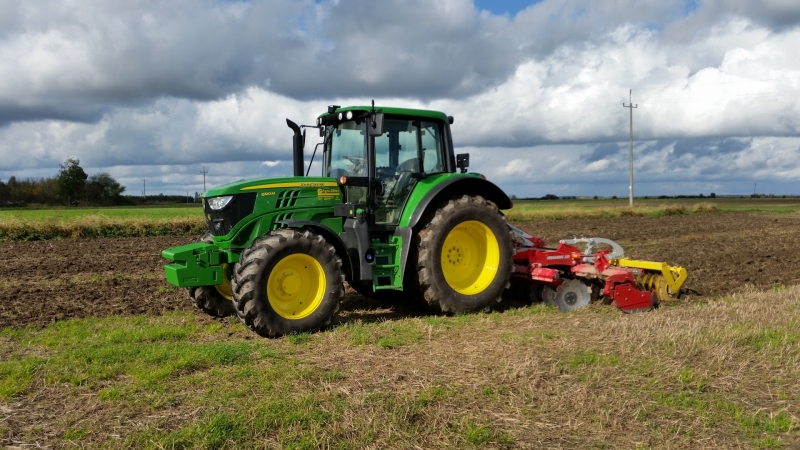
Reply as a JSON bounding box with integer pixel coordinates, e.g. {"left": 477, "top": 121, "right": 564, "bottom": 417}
{"left": 335, "top": 287, "right": 430, "bottom": 325}
{"left": 334, "top": 284, "right": 541, "bottom": 326}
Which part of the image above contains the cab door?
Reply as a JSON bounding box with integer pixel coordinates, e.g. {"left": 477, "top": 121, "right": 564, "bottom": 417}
{"left": 372, "top": 118, "right": 445, "bottom": 224}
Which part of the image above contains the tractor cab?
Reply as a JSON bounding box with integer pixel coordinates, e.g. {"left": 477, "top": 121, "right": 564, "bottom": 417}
{"left": 319, "top": 106, "right": 454, "bottom": 225}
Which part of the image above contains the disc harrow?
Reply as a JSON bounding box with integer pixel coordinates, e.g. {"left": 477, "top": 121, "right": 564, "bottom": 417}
{"left": 508, "top": 224, "right": 688, "bottom": 313}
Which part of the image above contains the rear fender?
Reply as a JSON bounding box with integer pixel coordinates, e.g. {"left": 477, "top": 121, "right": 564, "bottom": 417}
{"left": 403, "top": 176, "right": 512, "bottom": 230}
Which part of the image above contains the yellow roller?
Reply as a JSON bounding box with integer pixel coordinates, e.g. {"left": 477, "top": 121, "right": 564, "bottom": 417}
{"left": 613, "top": 258, "right": 687, "bottom": 302}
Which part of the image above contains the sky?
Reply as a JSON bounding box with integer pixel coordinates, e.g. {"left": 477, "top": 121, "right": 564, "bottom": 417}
{"left": 1, "top": 0, "right": 799, "bottom": 198}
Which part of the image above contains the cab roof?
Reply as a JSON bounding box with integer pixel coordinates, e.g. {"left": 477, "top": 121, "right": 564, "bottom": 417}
{"left": 319, "top": 106, "right": 448, "bottom": 122}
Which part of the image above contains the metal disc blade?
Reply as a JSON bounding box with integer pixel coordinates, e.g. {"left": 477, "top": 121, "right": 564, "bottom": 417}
{"left": 554, "top": 279, "right": 592, "bottom": 313}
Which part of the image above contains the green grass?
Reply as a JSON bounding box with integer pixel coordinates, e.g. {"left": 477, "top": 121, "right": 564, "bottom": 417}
{"left": 2, "top": 197, "right": 799, "bottom": 241}
{"left": 0, "top": 205, "right": 201, "bottom": 222}
{"left": 0, "top": 207, "right": 205, "bottom": 240}
{"left": 4, "top": 286, "right": 800, "bottom": 448}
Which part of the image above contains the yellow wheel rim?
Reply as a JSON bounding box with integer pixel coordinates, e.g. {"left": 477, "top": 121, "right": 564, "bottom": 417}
{"left": 267, "top": 253, "right": 326, "bottom": 320}
{"left": 441, "top": 220, "right": 500, "bottom": 295}
{"left": 215, "top": 263, "right": 233, "bottom": 300}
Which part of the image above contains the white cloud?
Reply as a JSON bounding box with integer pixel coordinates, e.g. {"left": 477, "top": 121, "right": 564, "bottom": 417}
{"left": 1, "top": 0, "right": 799, "bottom": 197}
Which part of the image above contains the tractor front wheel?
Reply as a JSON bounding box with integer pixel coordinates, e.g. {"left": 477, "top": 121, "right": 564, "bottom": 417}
{"left": 231, "top": 229, "right": 344, "bottom": 337}
{"left": 185, "top": 233, "right": 236, "bottom": 317}
{"left": 413, "top": 195, "right": 514, "bottom": 314}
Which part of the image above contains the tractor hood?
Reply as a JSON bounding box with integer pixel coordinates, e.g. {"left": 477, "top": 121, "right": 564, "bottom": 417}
{"left": 202, "top": 176, "right": 338, "bottom": 198}
{"left": 199, "top": 175, "right": 343, "bottom": 246}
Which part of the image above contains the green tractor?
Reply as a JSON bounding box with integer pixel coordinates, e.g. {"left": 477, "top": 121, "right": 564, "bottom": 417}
{"left": 162, "top": 105, "right": 514, "bottom": 337}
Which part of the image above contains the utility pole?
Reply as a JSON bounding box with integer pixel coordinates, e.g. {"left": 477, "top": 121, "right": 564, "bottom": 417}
{"left": 141, "top": 177, "right": 146, "bottom": 201}
{"left": 200, "top": 166, "right": 208, "bottom": 192}
{"left": 623, "top": 90, "right": 637, "bottom": 206}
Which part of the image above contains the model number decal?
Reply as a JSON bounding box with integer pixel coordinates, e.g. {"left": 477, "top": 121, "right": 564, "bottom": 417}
{"left": 260, "top": 191, "right": 276, "bottom": 196}
{"left": 317, "top": 188, "right": 339, "bottom": 199}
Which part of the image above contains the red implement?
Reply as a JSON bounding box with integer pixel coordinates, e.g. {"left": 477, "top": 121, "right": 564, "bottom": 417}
{"left": 508, "top": 224, "right": 684, "bottom": 313}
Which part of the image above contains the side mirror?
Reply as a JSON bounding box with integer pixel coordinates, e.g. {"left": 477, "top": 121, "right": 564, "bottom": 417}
{"left": 368, "top": 113, "right": 384, "bottom": 136}
{"left": 456, "top": 153, "right": 469, "bottom": 173}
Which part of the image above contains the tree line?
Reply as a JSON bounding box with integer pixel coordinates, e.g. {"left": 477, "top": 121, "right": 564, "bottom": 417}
{"left": 0, "top": 158, "right": 127, "bottom": 207}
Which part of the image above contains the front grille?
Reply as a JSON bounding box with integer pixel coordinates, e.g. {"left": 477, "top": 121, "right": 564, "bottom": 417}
{"left": 204, "top": 193, "right": 257, "bottom": 236}
{"left": 276, "top": 190, "right": 301, "bottom": 208}
{"left": 272, "top": 213, "right": 294, "bottom": 230}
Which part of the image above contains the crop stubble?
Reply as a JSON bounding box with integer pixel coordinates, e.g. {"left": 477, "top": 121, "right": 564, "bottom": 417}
{"left": 1, "top": 212, "right": 799, "bottom": 328}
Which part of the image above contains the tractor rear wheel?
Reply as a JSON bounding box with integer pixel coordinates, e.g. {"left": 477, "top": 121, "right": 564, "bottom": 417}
{"left": 185, "top": 233, "right": 236, "bottom": 317}
{"left": 231, "top": 229, "right": 344, "bottom": 337}
{"left": 413, "top": 195, "right": 514, "bottom": 314}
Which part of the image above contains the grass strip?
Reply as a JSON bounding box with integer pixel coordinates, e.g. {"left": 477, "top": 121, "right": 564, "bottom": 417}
{"left": 0, "top": 215, "right": 205, "bottom": 241}
{"left": 505, "top": 202, "right": 719, "bottom": 222}
{"left": 1, "top": 203, "right": 723, "bottom": 241}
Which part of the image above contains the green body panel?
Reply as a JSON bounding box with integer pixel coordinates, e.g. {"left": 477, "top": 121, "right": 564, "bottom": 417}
{"left": 203, "top": 176, "right": 338, "bottom": 197}
{"left": 162, "top": 242, "right": 225, "bottom": 287}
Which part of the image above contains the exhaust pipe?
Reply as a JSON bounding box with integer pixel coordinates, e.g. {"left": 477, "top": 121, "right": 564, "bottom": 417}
{"left": 286, "top": 119, "right": 303, "bottom": 177}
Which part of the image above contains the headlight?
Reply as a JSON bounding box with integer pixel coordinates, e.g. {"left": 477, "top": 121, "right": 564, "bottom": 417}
{"left": 207, "top": 195, "right": 234, "bottom": 210}
{"left": 346, "top": 111, "right": 353, "bottom": 120}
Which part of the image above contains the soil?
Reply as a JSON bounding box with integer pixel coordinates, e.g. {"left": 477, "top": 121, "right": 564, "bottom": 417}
{"left": 2, "top": 212, "right": 799, "bottom": 328}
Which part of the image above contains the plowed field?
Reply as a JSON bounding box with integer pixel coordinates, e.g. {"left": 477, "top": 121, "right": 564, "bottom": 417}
{"left": 2, "top": 212, "right": 799, "bottom": 328}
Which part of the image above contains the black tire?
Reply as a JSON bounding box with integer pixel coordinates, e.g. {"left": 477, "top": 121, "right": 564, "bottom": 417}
{"left": 185, "top": 233, "right": 236, "bottom": 318}
{"left": 520, "top": 282, "right": 545, "bottom": 304}
{"left": 231, "top": 229, "right": 344, "bottom": 337}
{"left": 411, "top": 195, "right": 514, "bottom": 314}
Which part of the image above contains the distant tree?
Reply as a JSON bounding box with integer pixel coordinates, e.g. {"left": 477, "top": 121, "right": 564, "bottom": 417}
{"left": 86, "top": 172, "right": 125, "bottom": 205}
{"left": 593, "top": 195, "right": 598, "bottom": 199}
{"left": 0, "top": 179, "right": 9, "bottom": 201}
{"left": 541, "top": 194, "right": 559, "bottom": 200}
{"left": 7, "top": 176, "right": 18, "bottom": 199}
{"left": 699, "top": 193, "right": 704, "bottom": 198}
{"left": 57, "top": 157, "right": 88, "bottom": 205}
{"left": 612, "top": 195, "right": 618, "bottom": 199}
{"left": 510, "top": 194, "right": 518, "bottom": 200}
{"left": 710, "top": 192, "right": 716, "bottom": 198}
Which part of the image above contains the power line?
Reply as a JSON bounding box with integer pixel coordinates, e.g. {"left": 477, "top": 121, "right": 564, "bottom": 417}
{"left": 200, "top": 166, "right": 208, "bottom": 192}
{"left": 623, "top": 90, "right": 637, "bottom": 207}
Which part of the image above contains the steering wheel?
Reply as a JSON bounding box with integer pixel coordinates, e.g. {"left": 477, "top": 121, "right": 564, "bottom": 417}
{"left": 343, "top": 155, "right": 366, "bottom": 175}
